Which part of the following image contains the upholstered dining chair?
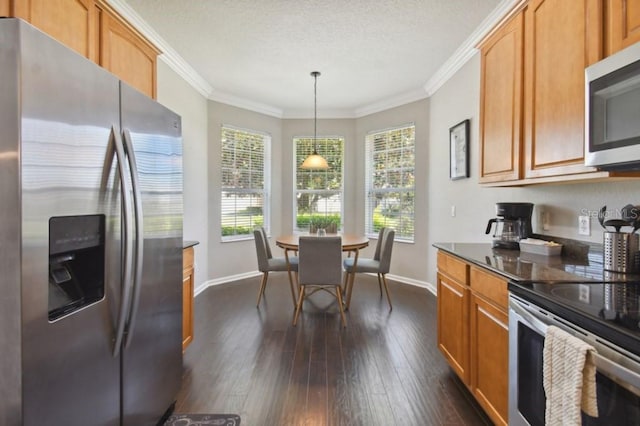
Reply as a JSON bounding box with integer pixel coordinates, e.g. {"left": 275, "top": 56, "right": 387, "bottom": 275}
{"left": 343, "top": 227, "right": 395, "bottom": 310}
{"left": 253, "top": 227, "right": 298, "bottom": 307}
{"left": 293, "top": 236, "right": 346, "bottom": 327}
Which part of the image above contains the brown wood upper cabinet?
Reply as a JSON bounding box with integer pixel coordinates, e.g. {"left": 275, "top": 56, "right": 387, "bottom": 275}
{"left": 479, "top": 11, "right": 524, "bottom": 183}
{"left": 478, "top": 0, "right": 640, "bottom": 185}
{"left": 522, "top": 0, "right": 602, "bottom": 179}
{"left": 1, "top": 0, "right": 12, "bottom": 17}
{"left": 4, "top": 0, "right": 159, "bottom": 99}
{"left": 606, "top": 0, "right": 640, "bottom": 55}
{"left": 97, "top": 1, "right": 159, "bottom": 99}
{"left": 12, "top": 0, "right": 98, "bottom": 62}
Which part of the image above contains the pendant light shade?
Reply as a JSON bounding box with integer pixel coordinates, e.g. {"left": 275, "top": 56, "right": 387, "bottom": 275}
{"left": 301, "top": 71, "right": 329, "bottom": 170}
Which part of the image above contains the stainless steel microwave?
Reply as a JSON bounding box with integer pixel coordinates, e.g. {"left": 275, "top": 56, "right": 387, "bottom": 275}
{"left": 586, "top": 42, "right": 640, "bottom": 170}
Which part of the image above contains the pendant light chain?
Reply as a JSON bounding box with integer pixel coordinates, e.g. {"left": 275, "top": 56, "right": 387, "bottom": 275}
{"left": 300, "top": 71, "right": 329, "bottom": 169}
{"left": 313, "top": 71, "right": 319, "bottom": 154}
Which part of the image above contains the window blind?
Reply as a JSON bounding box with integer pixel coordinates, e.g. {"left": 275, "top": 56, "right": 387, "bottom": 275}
{"left": 365, "top": 124, "right": 415, "bottom": 242}
{"left": 221, "top": 126, "right": 270, "bottom": 241}
{"left": 294, "top": 137, "right": 344, "bottom": 233}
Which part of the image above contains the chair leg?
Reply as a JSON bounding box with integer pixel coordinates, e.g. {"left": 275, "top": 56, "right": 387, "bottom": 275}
{"left": 336, "top": 285, "right": 347, "bottom": 327}
{"left": 377, "top": 273, "right": 383, "bottom": 296}
{"left": 293, "top": 286, "right": 306, "bottom": 326}
{"left": 381, "top": 273, "right": 393, "bottom": 311}
{"left": 345, "top": 271, "right": 356, "bottom": 310}
{"left": 286, "top": 268, "right": 297, "bottom": 308}
{"left": 256, "top": 272, "right": 268, "bottom": 306}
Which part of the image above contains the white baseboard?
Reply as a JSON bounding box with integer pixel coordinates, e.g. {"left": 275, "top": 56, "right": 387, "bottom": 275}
{"left": 194, "top": 270, "right": 436, "bottom": 297}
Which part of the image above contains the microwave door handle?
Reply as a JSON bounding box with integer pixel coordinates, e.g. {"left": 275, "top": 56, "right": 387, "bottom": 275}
{"left": 122, "top": 129, "right": 144, "bottom": 349}
{"left": 111, "top": 126, "right": 134, "bottom": 357}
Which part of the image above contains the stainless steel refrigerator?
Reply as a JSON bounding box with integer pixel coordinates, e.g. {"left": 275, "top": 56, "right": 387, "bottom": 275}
{"left": 0, "top": 19, "right": 183, "bottom": 426}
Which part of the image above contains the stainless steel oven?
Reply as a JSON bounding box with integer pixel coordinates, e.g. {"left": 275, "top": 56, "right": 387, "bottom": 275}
{"left": 509, "top": 293, "right": 640, "bottom": 426}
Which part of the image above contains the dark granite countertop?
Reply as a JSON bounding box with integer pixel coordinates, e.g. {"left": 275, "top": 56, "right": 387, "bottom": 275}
{"left": 433, "top": 241, "right": 640, "bottom": 283}
{"left": 183, "top": 240, "right": 199, "bottom": 249}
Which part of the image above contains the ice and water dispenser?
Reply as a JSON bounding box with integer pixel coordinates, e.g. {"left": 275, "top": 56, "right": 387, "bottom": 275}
{"left": 48, "top": 215, "right": 105, "bottom": 321}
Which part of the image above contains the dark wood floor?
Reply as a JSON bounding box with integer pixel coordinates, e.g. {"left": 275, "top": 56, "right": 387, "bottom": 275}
{"left": 174, "top": 273, "right": 492, "bottom": 426}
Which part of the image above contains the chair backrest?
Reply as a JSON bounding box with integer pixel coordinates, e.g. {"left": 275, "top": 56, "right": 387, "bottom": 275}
{"left": 373, "top": 227, "right": 386, "bottom": 261}
{"left": 378, "top": 228, "right": 395, "bottom": 274}
{"left": 253, "top": 229, "right": 270, "bottom": 272}
{"left": 259, "top": 226, "right": 273, "bottom": 259}
{"left": 298, "top": 236, "right": 342, "bottom": 286}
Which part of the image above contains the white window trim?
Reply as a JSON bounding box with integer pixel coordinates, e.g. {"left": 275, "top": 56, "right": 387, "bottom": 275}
{"left": 365, "top": 123, "right": 415, "bottom": 243}
{"left": 293, "top": 136, "right": 345, "bottom": 234}
{"left": 220, "top": 124, "right": 271, "bottom": 242}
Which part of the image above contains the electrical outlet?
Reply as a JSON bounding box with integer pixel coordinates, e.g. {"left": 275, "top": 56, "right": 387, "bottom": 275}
{"left": 578, "top": 215, "right": 590, "bottom": 236}
{"left": 578, "top": 284, "right": 590, "bottom": 303}
{"left": 542, "top": 211, "right": 550, "bottom": 231}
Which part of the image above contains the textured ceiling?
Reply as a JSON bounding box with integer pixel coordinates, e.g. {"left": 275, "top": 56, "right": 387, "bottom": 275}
{"left": 122, "top": 0, "right": 507, "bottom": 117}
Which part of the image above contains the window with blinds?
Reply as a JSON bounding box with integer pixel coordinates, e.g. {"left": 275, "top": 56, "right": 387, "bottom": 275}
{"left": 221, "top": 126, "right": 270, "bottom": 241}
{"left": 365, "top": 124, "right": 415, "bottom": 242}
{"left": 294, "top": 137, "right": 344, "bottom": 233}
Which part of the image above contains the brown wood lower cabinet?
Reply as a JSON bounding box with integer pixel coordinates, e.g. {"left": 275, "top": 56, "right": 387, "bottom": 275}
{"left": 182, "top": 246, "right": 195, "bottom": 351}
{"left": 437, "top": 251, "right": 508, "bottom": 426}
{"left": 470, "top": 292, "right": 508, "bottom": 426}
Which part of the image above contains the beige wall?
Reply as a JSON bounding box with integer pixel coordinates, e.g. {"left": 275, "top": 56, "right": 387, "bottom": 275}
{"left": 425, "top": 52, "right": 640, "bottom": 285}
{"left": 356, "top": 100, "right": 430, "bottom": 283}
{"left": 156, "top": 50, "right": 640, "bottom": 292}
{"left": 207, "top": 101, "right": 283, "bottom": 281}
{"left": 156, "top": 60, "right": 209, "bottom": 288}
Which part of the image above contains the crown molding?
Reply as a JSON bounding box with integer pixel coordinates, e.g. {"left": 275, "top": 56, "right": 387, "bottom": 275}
{"left": 282, "top": 108, "right": 358, "bottom": 119}
{"left": 423, "top": 0, "right": 523, "bottom": 97}
{"left": 354, "top": 88, "right": 429, "bottom": 118}
{"left": 107, "top": 0, "right": 522, "bottom": 118}
{"left": 105, "top": 0, "right": 213, "bottom": 98}
{"left": 209, "top": 90, "right": 284, "bottom": 118}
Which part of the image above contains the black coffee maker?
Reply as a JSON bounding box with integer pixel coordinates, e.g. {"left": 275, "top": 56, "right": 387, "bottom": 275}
{"left": 485, "top": 202, "right": 534, "bottom": 249}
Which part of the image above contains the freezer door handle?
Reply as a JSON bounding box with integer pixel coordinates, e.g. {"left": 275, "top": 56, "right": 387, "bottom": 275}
{"left": 122, "top": 128, "right": 145, "bottom": 348}
{"left": 111, "top": 126, "right": 135, "bottom": 357}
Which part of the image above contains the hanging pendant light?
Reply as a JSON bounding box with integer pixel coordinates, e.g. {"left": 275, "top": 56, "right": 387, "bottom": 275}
{"left": 301, "top": 71, "right": 329, "bottom": 169}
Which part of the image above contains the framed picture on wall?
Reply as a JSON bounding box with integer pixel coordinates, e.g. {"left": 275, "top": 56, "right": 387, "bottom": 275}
{"left": 449, "top": 119, "right": 470, "bottom": 180}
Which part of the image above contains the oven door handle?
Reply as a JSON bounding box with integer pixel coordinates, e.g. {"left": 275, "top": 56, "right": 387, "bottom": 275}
{"left": 510, "top": 297, "right": 640, "bottom": 397}
{"left": 593, "top": 353, "right": 640, "bottom": 398}
{"left": 510, "top": 298, "right": 548, "bottom": 335}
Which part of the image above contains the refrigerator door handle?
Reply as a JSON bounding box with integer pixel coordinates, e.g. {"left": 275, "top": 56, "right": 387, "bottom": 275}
{"left": 122, "top": 128, "right": 145, "bottom": 348}
{"left": 111, "top": 126, "right": 135, "bottom": 357}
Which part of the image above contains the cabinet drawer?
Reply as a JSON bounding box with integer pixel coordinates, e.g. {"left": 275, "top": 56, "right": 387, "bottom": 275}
{"left": 437, "top": 251, "right": 468, "bottom": 284}
{"left": 470, "top": 266, "right": 508, "bottom": 310}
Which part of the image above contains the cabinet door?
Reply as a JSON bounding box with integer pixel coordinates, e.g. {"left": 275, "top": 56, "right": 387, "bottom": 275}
{"left": 13, "top": 0, "right": 97, "bottom": 61}
{"left": 437, "top": 272, "right": 469, "bottom": 384}
{"left": 470, "top": 293, "right": 508, "bottom": 426}
{"left": 523, "top": 0, "right": 602, "bottom": 178}
{"left": 182, "top": 247, "right": 194, "bottom": 351}
{"left": 607, "top": 0, "right": 640, "bottom": 55}
{"left": 98, "top": 5, "right": 158, "bottom": 99}
{"left": 1, "top": 0, "right": 9, "bottom": 16}
{"left": 479, "top": 11, "right": 524, "bottom": 183}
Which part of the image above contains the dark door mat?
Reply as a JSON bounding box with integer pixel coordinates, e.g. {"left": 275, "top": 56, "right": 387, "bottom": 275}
{"left": 164, "top": 413, "right": 240, "bottom": 425}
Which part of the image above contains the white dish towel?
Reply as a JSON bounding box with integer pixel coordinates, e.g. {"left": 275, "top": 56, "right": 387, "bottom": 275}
{"left": 543, "top": 325, "right": 598, "bottom": 425}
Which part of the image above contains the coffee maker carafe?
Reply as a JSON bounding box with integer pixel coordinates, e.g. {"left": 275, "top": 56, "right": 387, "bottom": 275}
{"left": 485, "top": 202, "right": 534, "bottom": 249}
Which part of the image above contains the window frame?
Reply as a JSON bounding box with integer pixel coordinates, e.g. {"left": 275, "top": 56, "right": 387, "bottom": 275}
{"left": 364, "top": 123, "right": 416, "bottom": 243}
{"left": 220, "top": 124, "right": 271, "bottom": 242}
{"left": 293, "top": 136, "right": 345, "bottom": 234}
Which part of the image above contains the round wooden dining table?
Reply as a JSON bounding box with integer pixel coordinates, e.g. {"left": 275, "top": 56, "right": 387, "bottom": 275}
{"left": 275, "top": 233, "right": 369, "bottom": 253}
